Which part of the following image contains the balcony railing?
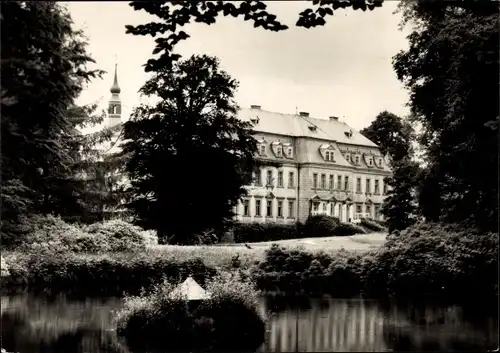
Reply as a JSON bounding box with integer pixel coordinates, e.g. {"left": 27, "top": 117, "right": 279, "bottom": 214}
{"left": 352, "top": 212, "right": 371, "bottom": 223}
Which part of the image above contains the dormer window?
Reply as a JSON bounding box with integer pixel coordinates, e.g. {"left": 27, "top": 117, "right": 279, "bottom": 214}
{"left": 308, "top": 125, "right": 317, "bottom": 132}
{"left": 282, "top": 143, "right": 293, "bottom": 159}
{"left": 319, "top": 144, "right": 336, "bottom": 162}
{"left": 377, "top": 157, "right": 384, "bottom": 168}
{"left": 368, "top": 159, "right": 373, "bottom": 166}
{"left": 355, "top": 156, "right": 360, "bottom": 165}
{"left": 345, "top": 154, "right": 351, "bottom": 163}
{"left": 271, "top": 141, "right": 285, "bottom": 158}
{"left": 257, "top": 141, "right": 266, "bottom": 156}
{"left": 344, "top": 130, "right": 353, "bottom": 138}
{"left": 250, "top": 116, "right": 260, "bottom": 124}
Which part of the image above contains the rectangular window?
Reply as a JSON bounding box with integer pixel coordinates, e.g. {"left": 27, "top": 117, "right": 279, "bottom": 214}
{"left": 337, "top": 175, "right": 342, "bottom": 190}
{"left": 383, "top": 180, "right": 387, "bottom": 194}
{"left": 312, "top": 202, "right": 319, "bottom": 212}
{"left": 374, "top": 204, "right": 380, "bottom": 219}
{"left": 313, "top": 173, "right": 318, "bottom": 189}
{"left": 321, "top": 174, "right": 326, "bottom": 189}
{"left": 266, "top": 170, "right": 273, "bottom": 186}
{"left": 356, "top": 204, "right": 362, "bottom": 213}
{"left": 287, "top": 147, "right": 293, "bottom": 157}
{"left": 266, "top": 200, "right": 272, "bottom": 217}
{"left": 255, "top": 199, "right": 261, "bottom": 217}
{"left": 288, "top": 200, "right": 294, "bottom": 217}
{"left": 344, "top": 176, "right": 349, "bottom": 191}
{"left": 259, "top": 145, "right": 266, "bottom": 155}
{"left": 322, "top": 203, "right": 326, "bottom": 213}
{"left": 356, "top": 177, "right": 361, "bottom": 193}
{"left": 243, "top": 199, "right": 249, "bottom": 216}
{"left": 366, "top": 204, "right": 372, "bottom": 215}
{"left": 288, "top": 172, "right": 294, "bottom": 188}
{"left": 355, "top": 156, "right": 360, "bottom": 165}
{"left": 329, "top": 175, "right": 334, "bottom": 190}
{"left": 253, "top": 170, "right": 260, "bottom": 186}
{"left": 278, "top": 171, "right": 283, "bottom": 187}
{"left": 276, "top": 147, "right": 282, "bottom": 157}
{"left": 374, "top": 179, "right": 380, "bottom": 194}
{"left": 366, "top": 178, "right": 371, "bottom": 193}
{"left": 277, "top": 200, "right": 283, "bottom": 217}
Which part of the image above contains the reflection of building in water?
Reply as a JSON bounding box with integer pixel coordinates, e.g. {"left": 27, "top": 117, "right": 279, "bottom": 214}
{"left": 264, "top": 299, "right": 388, "bottom": 352}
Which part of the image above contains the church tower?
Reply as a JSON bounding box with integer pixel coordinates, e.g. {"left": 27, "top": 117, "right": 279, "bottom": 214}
{"left": 108, "top": 63, "right": 122, "bottom": 127}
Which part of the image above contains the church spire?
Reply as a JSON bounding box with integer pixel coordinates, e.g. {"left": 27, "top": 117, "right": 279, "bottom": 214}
{"left": 110, "top": 63, "right": 121, "bottom": 94}
{"left": 108, "top": 60, "right": 122, "bottom": 127}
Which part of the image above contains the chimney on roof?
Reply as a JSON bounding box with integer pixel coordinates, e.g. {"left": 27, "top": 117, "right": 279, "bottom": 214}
{"left": 329, "top": 116, "right": 339, "bottom": 121}
{"left": 250, "top": 105, "right": 261, "bottom": 110}
{"left": 299, "top": 112, "right": 309, "bottom": 117}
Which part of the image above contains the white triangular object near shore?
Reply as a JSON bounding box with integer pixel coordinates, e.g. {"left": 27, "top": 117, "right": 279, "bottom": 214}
{"left": 169, "top": 276, "right": 211, "bottom": 300}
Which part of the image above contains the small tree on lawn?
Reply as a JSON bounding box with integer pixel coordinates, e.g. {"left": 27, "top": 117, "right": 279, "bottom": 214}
{"left": 121, "top": 55, "right": 257, "bottom": 244}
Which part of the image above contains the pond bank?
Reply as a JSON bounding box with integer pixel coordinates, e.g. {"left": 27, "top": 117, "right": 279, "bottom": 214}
{"left": 1, "top": 222, "right": 497, "bottom": 302}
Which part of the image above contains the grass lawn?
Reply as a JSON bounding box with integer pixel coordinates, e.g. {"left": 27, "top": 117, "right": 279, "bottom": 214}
{"left": 149, "top": 232, "right": 387, "bottom": 268}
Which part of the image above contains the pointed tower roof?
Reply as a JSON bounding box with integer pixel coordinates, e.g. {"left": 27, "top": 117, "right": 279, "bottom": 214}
{"left": 110, "top": 63, "right": 121, "bottom": 94}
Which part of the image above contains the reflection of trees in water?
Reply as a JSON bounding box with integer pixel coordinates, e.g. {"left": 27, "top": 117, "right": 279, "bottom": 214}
{"left": 1, "top": 294, "right": 128, "bottom": 353}
{"left": 262, "top": 297, "right": 498, "bottom": 352}
{"left": 381, "top": 302, "right": 498, "bottom": 352}
{"left": 262, "top": 298, "right": 388, "bottom": 352}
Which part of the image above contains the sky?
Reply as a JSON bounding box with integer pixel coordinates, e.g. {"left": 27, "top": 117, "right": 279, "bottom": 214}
{"left": 66, "top": 1, "right": 410, "bottom": 131}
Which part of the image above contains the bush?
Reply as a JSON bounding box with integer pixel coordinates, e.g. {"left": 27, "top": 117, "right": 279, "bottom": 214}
{"left": 360, "top": 218, "right": 387, "bottom": 232}
{"left": 116, "top": 273, "right": 265, "bottom": 352}
{"left": 83, "top": 219, "right": 149, "bottom": 252}
{"left": 14, "top": 215, "right": 156, "bottom": 253}
{"left": 251, "top": 221, "right": 498, "bottom": 301}
{"left": 302, "top": 215, "right": 340, "bottom": 238}
{"left": 361, "top": 222, "right": 499, "bottom": 299}
{"left": 232, "top": 222, "right": 300, "bottom": 243}
{"left": 251, "top": 244, "right": 362, "bottom": 297}
{"left": 335, "top": 222, "right": 368, "bottom": 236}
{"left": 2, "top": 251, "right": 218, "bottom": 297}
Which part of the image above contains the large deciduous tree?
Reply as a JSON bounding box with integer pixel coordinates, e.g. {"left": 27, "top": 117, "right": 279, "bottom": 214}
{"left": 360, "top": 111, "right": 420, "bottom": 231}
{"left": 121, "top": 55, "right": 257, "bottom": 244}
{"left": 1, "top": 2, "right": 102, "bottom": 242}
{"left": 125, "top": 0, "right": 383, "bottom": 72}
{"left": 393, "top": 0, "right": 499, "bottom": 231}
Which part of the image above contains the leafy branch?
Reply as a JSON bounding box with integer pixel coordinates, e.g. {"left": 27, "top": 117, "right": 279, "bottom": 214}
{"left": 126, "top": 0, "right": 383, "bottom": 71}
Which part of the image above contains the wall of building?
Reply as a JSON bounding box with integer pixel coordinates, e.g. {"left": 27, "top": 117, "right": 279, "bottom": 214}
{"left": 235, "top": 131, "right": 391, "bottom": 224}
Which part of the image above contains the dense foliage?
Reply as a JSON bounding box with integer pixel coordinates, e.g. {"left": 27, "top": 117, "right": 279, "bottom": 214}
{"left": 126, "top": 0, "right": 384, "bottom": 71}
{"left": 393, "top": 0, "right": 499, "bottom": 231}
{"left": 252, "top": 222, "right": 498, "bottom": 300}
{"left": 231, "top": 216, "right": 367, "bottom": 243}
{"left": 360, "top": 111, "right": 420, "bottom": 232}
{"left": 67, "top": 103, "right": 129, "bottom": 223}
{"left": 116, "top": 273, "right": 265, "bottom": 351}
{"left": 0, "top": 2, "right": 125, "bottom": 245}
{"left": 121, "top": 55, "right": 257, "bottom": 244}
{"left": 1, "top": 2, "right": 102, "bottom": 227}
{"left": 2, "top": 251, "right": 216, "bottom": 297}
{"left": 4, "top": 215, "right": 153, "bottom": 253}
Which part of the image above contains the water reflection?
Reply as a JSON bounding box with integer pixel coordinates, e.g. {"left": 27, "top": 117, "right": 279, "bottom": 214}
{"left": 1, "top": 293, "right": 497, "bottom": 353}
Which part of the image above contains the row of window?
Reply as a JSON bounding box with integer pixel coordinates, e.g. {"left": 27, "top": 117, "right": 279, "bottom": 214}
{"left": 311, "top": 201, "right": 381, "bottom": 218}
{"left": 258, "top": 143, "right": 293, "bottom": 158}
{"left": 242, "top": 198, "right": 295, "bottom": 218}
{"left": 312, "top": 173, "right": 387, "bottom": 194}
{"left": 254, "top": 169, "right": 295, "bottom": 188}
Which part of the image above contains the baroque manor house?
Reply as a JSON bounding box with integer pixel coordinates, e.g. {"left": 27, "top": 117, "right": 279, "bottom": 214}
{"left": 103, "top": 65, "right": 390, "bottom": 224}
{"left": 235, "top": 106, "right": 391, "bottom": 224}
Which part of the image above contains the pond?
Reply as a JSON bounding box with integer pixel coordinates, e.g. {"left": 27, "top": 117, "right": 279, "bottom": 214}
{"left": 1, "top": 293, "right": 497, "bottom": 352}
